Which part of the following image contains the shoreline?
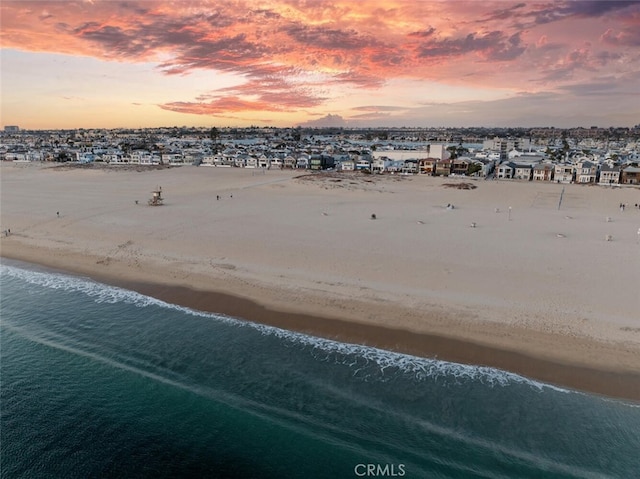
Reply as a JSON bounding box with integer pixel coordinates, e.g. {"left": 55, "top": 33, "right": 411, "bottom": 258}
{"left": 2, "top": 164, "right": 639, "bottom": 402}
{"left": 3, "top": 252, "right": 640, "bottom": 402}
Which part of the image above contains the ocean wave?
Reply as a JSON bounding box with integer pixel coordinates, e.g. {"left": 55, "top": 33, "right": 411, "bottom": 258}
{"left": 1, "top": 263, "right": 237, "bottom": 320}
{"left": 257, "top": 324, "right": 571, "bottom": 392}
{"left": 1, "top": 263, "right": 570, "bottom": 393}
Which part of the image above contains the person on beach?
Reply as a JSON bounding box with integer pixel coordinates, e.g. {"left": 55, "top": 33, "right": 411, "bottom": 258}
{"left": 57, "top": 211, "right": 60, "bottom": 217}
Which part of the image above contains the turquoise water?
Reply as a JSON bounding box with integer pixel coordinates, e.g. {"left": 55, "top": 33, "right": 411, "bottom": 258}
{"left": 1, "top": 260, "right": 639, "bottom": 478}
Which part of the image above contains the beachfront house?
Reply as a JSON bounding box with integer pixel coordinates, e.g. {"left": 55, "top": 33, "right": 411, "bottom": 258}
{"left": 496, "top": 162, "right": 515, "bottom": 179}
{"left": 575, "top": 161, "right": 598, "bottom": 184}
{"left": 162, "top": 153, "right": 184, "bottom": 165}
{"left": 283, "top": 155, "right": 297, "bottom": 169}
{"left": 514, "top": 164, "right": 533, "bottom": 181}
{"left": 296, "top": 156, "right": 309, "bottom": 169}
{"left": 258, "top": 154, "right": 271, "bottom": 169}
{"left": 355, "top": 157, "right": 372, "bottom": 171}
{"left": 76, "top": 152, "right": 96, "bottom": 163}
{"left": 310, "top": 154, "right": 335, "bottom": 170}
{"left": 471, "top": 159, "right": 494, "bottom": 178}
{"left": 372, "top": 158, "right": 392, "bottom": 174}
{"left": 554, "top": 164, "right": 574, "bottom": 183}
{"left": 419, "top": 158, "right": 437, "bottom": 175}
{"left": 451, "top": 158, "right": 472, "bottom": 176}
{"left": 435, "top": 158, "right": 452, "bottom": 176}
{"left": 401, "top": 159, "right": 419, "bottom": 174}
{"left": 270, "top": 156, "right": 284, "bottom": 169}
{"left": 245, "top": 155, "right": 258, "bottom": 168}
{"left": 220, "top": 154, "right": 236, "bottom": 167}
{"left": 533, "top": 163, "right": 554, "bottom": 181}
{"left": 598, "top": 164, "right": 621, "bottom": 185}
{"left": 387, "top": 160, "right": 404, "bottom": 173}
{"left": 339, "top": 159, "right": 355, "bottom": 171}
{"left": 621, "top": 164, "right": 640, "bottom": 184}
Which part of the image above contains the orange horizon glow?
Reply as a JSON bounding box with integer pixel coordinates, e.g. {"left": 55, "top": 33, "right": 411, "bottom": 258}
{"left": 1, "top": 1, "right": 639, "bottom": 129}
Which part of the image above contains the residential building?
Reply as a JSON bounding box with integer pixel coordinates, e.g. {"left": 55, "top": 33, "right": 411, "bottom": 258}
{"left": 598, "top": 164, "right": 621, "bottom": 185}
{"left": 621, "top": 165, "right": 640, "bottom": 185}
{"left": 554, "top": 164, "right": 574, "bottom": 183}
{"left": 435, "top": 158, "right": 452, "bottom": 176}
{"left": 575, "top": 160, "right": 597, "bottom": 184}
{"left": 514, "top": 164, "right": 533, "bottom": 181}
{"left": 496, "top": 161, "right": 515, "bottom": 179}
{"left": 451, "top": 157, "right": 471, "bottom": 175}
{"left": 533, "top": 163, "right": 554, "bottom": 181}
{"left": 418, "top": 158, "right": 437, "bottom": 175}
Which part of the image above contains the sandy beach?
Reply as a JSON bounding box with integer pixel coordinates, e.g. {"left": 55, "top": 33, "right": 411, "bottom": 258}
{"left": 2, "top": 162, "right": 639, "bottom": 400}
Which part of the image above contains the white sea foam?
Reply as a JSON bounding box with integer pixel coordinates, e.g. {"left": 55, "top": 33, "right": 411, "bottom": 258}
{"left": 259, "top": 324, "right": 571, "bottom": 392}
{"left": 1, "top": 263, "right": 238, "bottom": 321}
{"left": 1, "top": 263, "right": 571, "bottom": 393}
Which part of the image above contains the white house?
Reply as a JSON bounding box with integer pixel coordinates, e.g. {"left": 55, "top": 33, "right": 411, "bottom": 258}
{"left": 245, "top": 156, "right": 258, "bottom": 168}
{"left": 496, "top": 162, "right": 515, "bottom": 179}
{"left": 340, "top": 159, "right": 355, "bottom": 171}
{"left": 598, "top": 164, "right": 621, "bottom": 185}
{"left": 296, "top": 156, "right": 309, "bottom": 169}
{"left": 533, "top": 163, "right": 554, "bottom": 181}
{"left": 554, "top": 164, "right": 574, "bottom": 183}
{"left": 258, "top": 154, "right": 270, "bottom": 169}
{"left": 575, "top": 161, "right": 597, "bottom": 184}
{"left": 513, "top": 164, "right": 533, "bottom": 181}
{"left": 372, "top": 158, "right": 392, "bottom": 174}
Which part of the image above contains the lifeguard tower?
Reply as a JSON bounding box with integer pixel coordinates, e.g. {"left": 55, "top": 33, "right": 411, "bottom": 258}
{"left": 148, "top": 186, "right": 164, "bottom": 206}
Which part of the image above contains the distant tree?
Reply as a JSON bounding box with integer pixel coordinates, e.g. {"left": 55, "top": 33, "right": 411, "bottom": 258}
{"left": 56, "top": 151, "right": 71, "bottom": 162}
{"left": 447, "top": 145, "right": 468, "bottom": 159}
{"left": 210, "top": 127, "right": 219, "bottom": 153}
{"left": 467, "top": 163, "right": 482, "bottom": 176}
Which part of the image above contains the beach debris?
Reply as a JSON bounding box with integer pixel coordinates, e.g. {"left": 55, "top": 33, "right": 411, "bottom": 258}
{"left": 135, "top": 200, "right": 139, "bottom": 205}
{"left": 442, "top": 182, "right": 477, "bottom": 190}
{"left": 417, "top": 220, "right": 424, "bottom": 224}
{"left": 564, "top": 216, "right": 572, "bottom": 219}
{"left": 148, "top": 186, "right": 164, "bottom": 206}
{"left": 322, "top": 212, "right": 328, "bottom": 216}
{"left": 494, "top": 208, "right": 500, "bottom": 213}
{"left": 470, "top": 222, "right": 477, "bottom": 228}
{"left": 556, "top": 233, "right": 566, "bottom": 238}
{"left": 606, "top": 216, "right": 612, "bottom": 222}
{"left": 371, "top": 213, "right": 377, "bottom": 220}
{"left": 605, "top": 234, "right": 613, "bottom": 241}
{"left": 446, "top": 203, "right": 454, "bottom": 210}
{"left": 57, "top": 211, "right": 60, "bottom": 217}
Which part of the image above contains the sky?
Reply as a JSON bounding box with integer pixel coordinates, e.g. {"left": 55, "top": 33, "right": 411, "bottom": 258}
{"left": 1, "top": 0, "right": 639, "bottom": 129}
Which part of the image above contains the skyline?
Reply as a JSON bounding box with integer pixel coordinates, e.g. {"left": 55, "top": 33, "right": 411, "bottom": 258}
{"left": 1, "top": 1, "right": 639, "bottom": 130}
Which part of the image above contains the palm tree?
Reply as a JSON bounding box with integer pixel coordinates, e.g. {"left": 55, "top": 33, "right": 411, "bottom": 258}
{"left": 210, "top": 127, "right": 220, "bottom": 153}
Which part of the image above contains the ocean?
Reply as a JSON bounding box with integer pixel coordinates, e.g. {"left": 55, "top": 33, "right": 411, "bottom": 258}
{"left": 1, "top": 260, "right": 639, "bottom": 479}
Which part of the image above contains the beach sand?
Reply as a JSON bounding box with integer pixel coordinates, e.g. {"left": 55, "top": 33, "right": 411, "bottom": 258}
{"left": 2, "top": 162, "right": 639, "bottom": 400}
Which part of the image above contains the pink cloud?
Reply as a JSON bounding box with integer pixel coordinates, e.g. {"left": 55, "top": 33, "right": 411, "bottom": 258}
{"left": 1, "top": 0, "right": 639, "bottom": 123}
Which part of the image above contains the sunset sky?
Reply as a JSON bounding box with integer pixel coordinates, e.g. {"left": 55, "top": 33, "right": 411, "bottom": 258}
{"left": 1, "top": 1, "right": 639, "bottom": 129}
